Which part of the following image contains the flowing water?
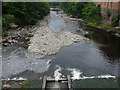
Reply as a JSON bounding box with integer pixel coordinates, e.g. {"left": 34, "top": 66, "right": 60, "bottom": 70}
{"left": 2, "top": 10, "right": 120, "bottom": 84}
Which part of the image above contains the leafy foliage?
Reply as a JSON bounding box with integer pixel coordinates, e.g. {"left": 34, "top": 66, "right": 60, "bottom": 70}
{"left": 2, "top": 31, "right": 8, "bottom": 37}
{"left": 2, "top": 2, "right": 50, "bottom": 29}
{"left": 59, "top": 2, "right": 87, "bottom": 18}
{"left": 59, "top": 2, "right": 101, "bottom": 24}
{"left": 50, "top": 2, "right": 59, "bottom": 7}
{"left": 75, "top": 2, "right": 87, "bottom": 18}
{"left": 112, "top": 15, "right": 120, "bottom": 27}
{"left": 105, "top": 8, "right": 111, "bottom": 17}
{"left": 2, "top": 14, "right": 14, "bottom": 30}
{"left": 82, "top": 3, "right": 101, "bottom": 24}
{"left": 59, "top": 2, "right": 68, "bottom": 13}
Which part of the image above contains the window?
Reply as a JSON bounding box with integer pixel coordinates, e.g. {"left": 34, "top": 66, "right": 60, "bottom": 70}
{"left": 104, "top": 2, "right": 106, "bottom": 5}
{"left": 111, "top": 2, "right": 112, "bottom": 7}
{"left": 107, "top": 2, "right": 109, "bottom": 7}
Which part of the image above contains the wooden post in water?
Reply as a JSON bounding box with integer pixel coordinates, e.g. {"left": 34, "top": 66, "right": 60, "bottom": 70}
{"left": 67, "top": 75, "right": 72, "bottom": 90}
{"left": 42, "top": 76, "right": 47, "bottom": 90}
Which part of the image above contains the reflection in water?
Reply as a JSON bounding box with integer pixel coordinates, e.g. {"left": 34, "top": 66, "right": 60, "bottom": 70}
{"left": 46, "top": 82, "right": 67, "bottom": 89}
{"left": 83, "top": 26, "right": 120, "bottom": 61}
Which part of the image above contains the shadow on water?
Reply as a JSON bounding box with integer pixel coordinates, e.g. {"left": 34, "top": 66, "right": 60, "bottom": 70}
{"left": 81, "top": 26, "right": 120, "bottom": 61}
{"left": 46, "top": 81, "right": 68, "bottom": 89}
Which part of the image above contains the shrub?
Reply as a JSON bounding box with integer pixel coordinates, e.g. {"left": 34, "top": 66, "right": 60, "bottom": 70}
{"left": 2, "top": 31, "right": 8, "bottom": 37}
{"left": 2, "top": 14, "right": 14, "bottom": 30}
{"left": 82, "top": 3, "right": 101, "bottom": 24}
{"left": 2, "top": 2, "right": 50, "bottom": 26}
{"left": 105, "top": 8, "right": 111, "bottom": 17}
{"left": 75, "top": 2, "right": 87, "bottom": 18}
{"left": 112, "top": 15, "right": 120, "bottom": 27}
{"left": 59, "top": 2, "right": 87, "bottom": 18}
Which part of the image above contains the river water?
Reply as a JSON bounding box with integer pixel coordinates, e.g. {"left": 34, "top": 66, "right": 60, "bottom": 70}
{"left": 2, "top": 11, "right": 120, "bottom": 80}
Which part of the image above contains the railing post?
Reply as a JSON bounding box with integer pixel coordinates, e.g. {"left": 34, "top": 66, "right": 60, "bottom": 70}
{"left": 67, "top": 75, "right": 72, "bottom": 90}
{"left": 42, "top": 76, "right": 47, "bottom": 90}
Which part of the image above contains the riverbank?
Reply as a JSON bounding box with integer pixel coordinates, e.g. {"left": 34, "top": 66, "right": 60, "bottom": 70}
{"left": 58, "top": 10, "right": 84, "bottom": 25}
{"left": 58, "top": 10, "right": 120, "bottom": 37}
{"left": 2, "top": 24, "right": 34, "bottom": 48}
{"left": 2, "top": 15, "right": 50, "bottom": 48}
{"left": 86, "top": 22, "right": 120, "bottom": 37}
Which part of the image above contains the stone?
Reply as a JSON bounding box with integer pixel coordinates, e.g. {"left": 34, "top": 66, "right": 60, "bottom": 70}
{"left": 10, "top": 23, "right": 18, "bottom": 28}
{"left": 3, "top": 84, "right": 11, "bottom": 88}
{"left": 28, "top": 19, "right": 89, "bottom": 57}
{"left": 25, "top": 33, "right": 34, "bottom": 37}
{"left": 3, "top": 43, "right": 8, "bottom": 46}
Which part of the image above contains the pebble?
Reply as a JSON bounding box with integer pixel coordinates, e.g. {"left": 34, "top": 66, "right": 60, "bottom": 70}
{"left": 28, "top": 17, "right": 90, "bottom": 57}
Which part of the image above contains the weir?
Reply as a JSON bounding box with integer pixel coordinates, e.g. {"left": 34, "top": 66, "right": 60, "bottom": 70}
{"left": 42, "top": 75, "right": 72, "bottom": 90}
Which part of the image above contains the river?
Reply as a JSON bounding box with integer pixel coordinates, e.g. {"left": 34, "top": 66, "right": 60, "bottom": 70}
{"left": 2, "top": 10, "right": 120, "bottom": 82}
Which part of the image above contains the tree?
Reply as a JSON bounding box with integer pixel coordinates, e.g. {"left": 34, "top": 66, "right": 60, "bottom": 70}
{"left": 75, "top": 2, "right": 87, "bottom": 18}
{"left": 2, "top": 2, "right": 50, "bottom": 27}
{"left": 59, "top": 2, "right": 87, "bottom": 18}
{"left": 82, "top": 2, "right": 101, "bottom": 24}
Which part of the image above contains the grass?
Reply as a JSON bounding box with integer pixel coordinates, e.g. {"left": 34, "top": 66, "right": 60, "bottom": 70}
{"left": 87, "top": 22, "right": 114, "bottom": 30}
{"left": 117, "top": 30, "right": 120, "bottom": 33}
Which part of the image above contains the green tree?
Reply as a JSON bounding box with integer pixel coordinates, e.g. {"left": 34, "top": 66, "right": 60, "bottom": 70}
{"left": 82, "top": 2, "right": 101, "bottom": 24}
{"left": 59, "top": 2, "right": 87, "bottom": 18}
{"left": 2, "top": 2, "right": 50, "bottom": 28}
{"left": 75, "top": 2, "right": 87, "bottom": 18}
{"left": 112, "top": 15, "right": 120, "bottom": 27}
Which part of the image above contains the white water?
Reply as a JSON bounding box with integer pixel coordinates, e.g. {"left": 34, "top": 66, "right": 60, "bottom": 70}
{"left": 68, "top": 68, "right": 82, "bottom": 80}
{"left": 2, "top": 46, "right": 51, "bottom": 78}
{"left": 53, "top": 67, "right": 116, "bottom": 81}
{"left": 67, "top": 68, "right": 116, "bottom": 80}
{"left": 54, "top": 65, "right": 65, "bottom": 81}
{"left": 3, "top": 77, "right": 27, "bottom": 81}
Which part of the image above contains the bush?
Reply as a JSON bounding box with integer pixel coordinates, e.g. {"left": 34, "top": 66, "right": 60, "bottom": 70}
{"left": 82, "top": 3, "right": 101, "bottom": 24}
{"left": 2, "top": 2, "right": 50, "bottom": 26}
{"left": 105, "top": 8, "right": 111, "bottom": 17}
{"left": 2, "top": 14, "right": 14, "bottom": 30}
{"left": 2, "top": 31, "right": 8, "bottom": 37}
{"left": 112, "top": 15, "right": 120, "bottom": 27}
{"left": 59, "top": 2, "right": 87, "bottom": 18}
{"left": 75, "top": 2, "right": 87, "bottom": 18}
